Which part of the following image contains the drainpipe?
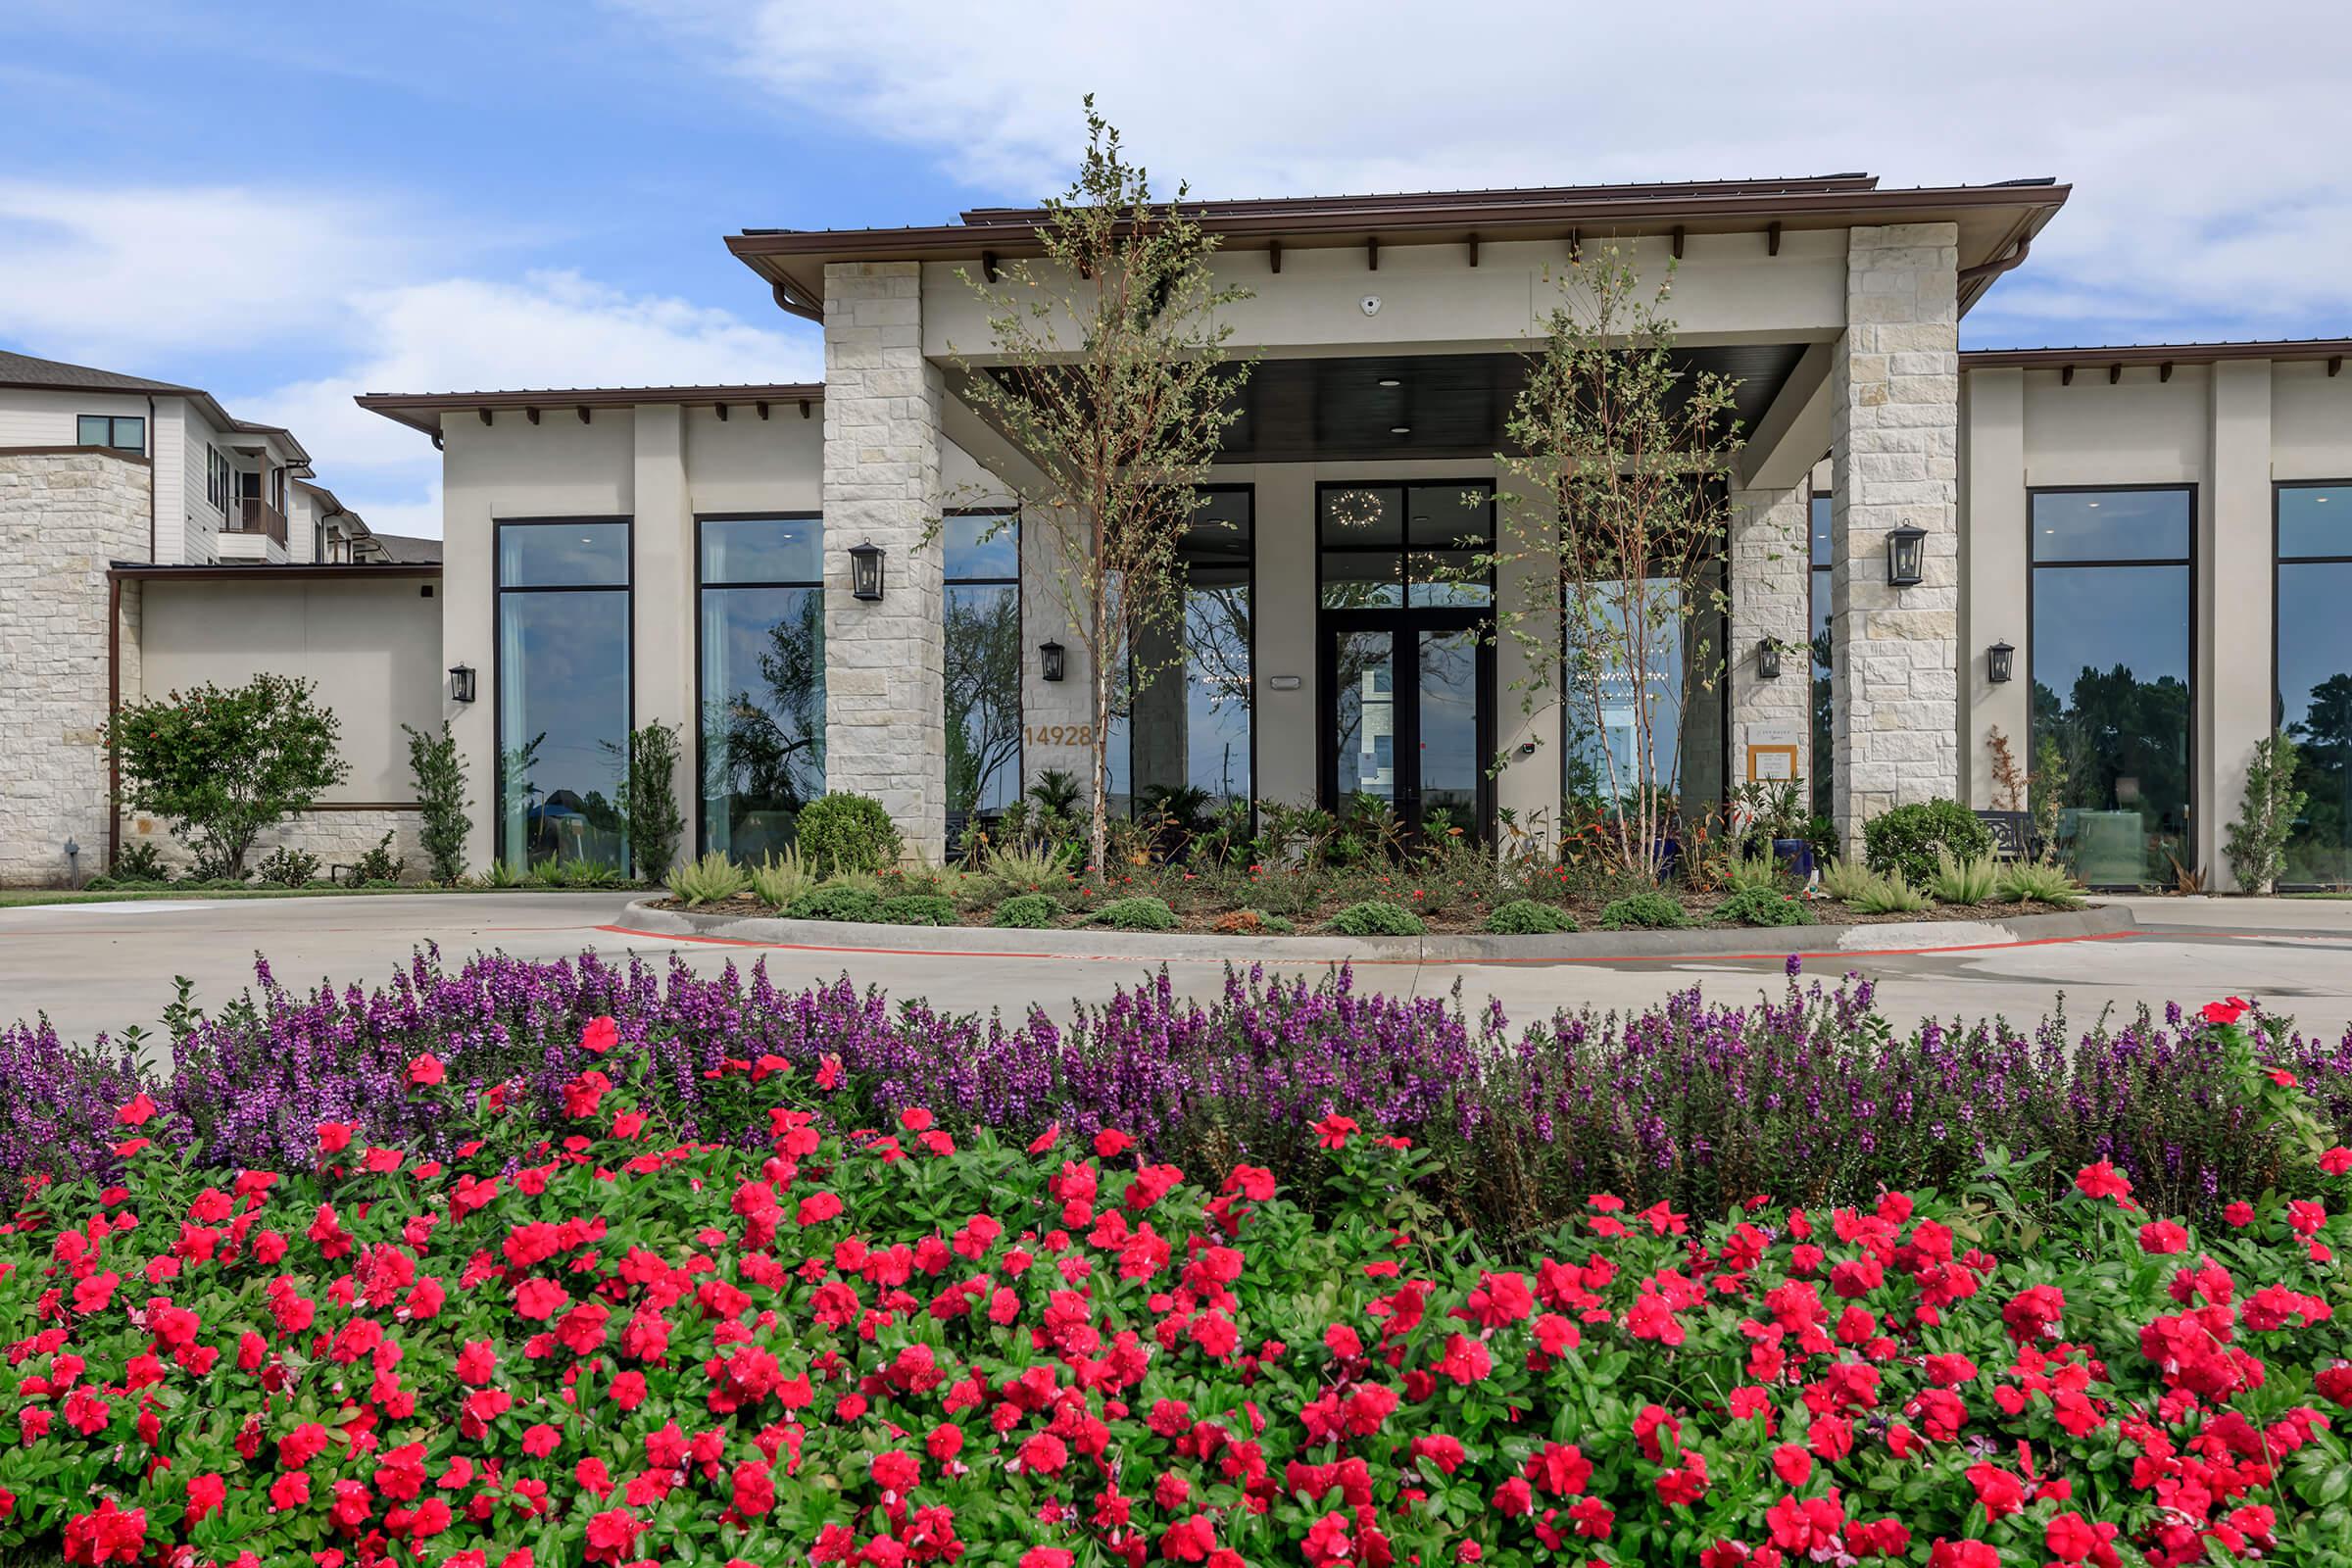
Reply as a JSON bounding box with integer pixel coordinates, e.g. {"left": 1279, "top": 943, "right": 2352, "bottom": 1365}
{"left": 145, "top": 395, "right": 157, "bottom": 563}
{"left": 1957, "top": 236, "right": 2033, "bottom": 294}
{"left": 107, "top": 572, "right": 122, "bottom": 867}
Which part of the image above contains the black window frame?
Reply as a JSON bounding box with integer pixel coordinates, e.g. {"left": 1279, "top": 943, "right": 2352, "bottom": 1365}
{"left": 944, "top": 507, "right": 1024, "bottom": 833}
{"left": 2273, "top": 478, "right": 2352, "bottom": 890}
{"left": 493, "top": 515, "right": 636, "bottom": 869}
{"left": 1110, "top": 483, "right": 1260, "bottom": 823}
{"left": 1809, "top": 488, "right": 1835, "bottom": 820}
{"left": 692, "top": 512, "right": 826, "bottom": 858}
{"left": 76, "top": 415, "right": 146, "bottom": 452}
{"left": 1314, "top": 479, "right": 1494, "bottom": 835}
{"left": 2025, "top": 481, "right": 2198, "bottom": 888}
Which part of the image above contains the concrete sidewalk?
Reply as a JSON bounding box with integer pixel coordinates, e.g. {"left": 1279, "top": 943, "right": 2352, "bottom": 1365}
{"left": 3, "top": 890, "right": 2350, "bottom": 1050}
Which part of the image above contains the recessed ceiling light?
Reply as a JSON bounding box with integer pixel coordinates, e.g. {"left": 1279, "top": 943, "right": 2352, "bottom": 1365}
{"left": 1390, "top": 425, "right": 1411, "bottom": 435}
{"left": 1378, "top": 377, "right": 1401, "bottom": 388}
{"left": 2320, "top": 495, "right": 2331, "bottom": 503}
{"left": 2086, "top": 501, "right": 2099, "bottom": 508}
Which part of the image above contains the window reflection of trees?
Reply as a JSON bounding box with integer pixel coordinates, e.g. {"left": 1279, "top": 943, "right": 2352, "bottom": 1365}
{"left": 946, "top": 584, "right": 1022, "bottom": 820}
{"left": 703, "top": 591, "right": 824, "bottom": 858}
{"left": 2288, "top": 673, "right": 2352, "bottom": 885}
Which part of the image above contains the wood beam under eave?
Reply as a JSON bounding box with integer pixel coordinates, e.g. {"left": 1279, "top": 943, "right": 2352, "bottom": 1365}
{"left": 478, "top": 408, "right": 493, "bottom": 425}
{"left": 715, "top": 403, "right": 728, "bottom": 421}
{"left": 799, "top": 399, "right": 811, "bottom": 418}
{"left": 1268, "top": 238, "right": 1281, "bottom": 274}
{"left": 1671, "top": 225, "right": 1685, "bottom": 261}
{"left": 2109, "top": 365, "right": 2122, "bottom": 385}
{"left": 576, "top": 407, "right": 591, "bottom": 423}
{"left": 2160, "top": 363, "right": 2174, "bottom": 383}
{"left": 2332, "top": 357, "right": 2344, "bottom": 378}
{"left": 2061, "top": 366, "right": 2074, "bottom": 386}
{"left": 1367, "top": 236, "right": 1379, "bottom": 271}
{"left": 525, "top": 407, "right": 540, "bottom": 425}
{"left": 1767, "top": 221, "right": 1782, "bottom": 257}
{"left": 981, "top": 251, "right": 999, "bottom": 283}
{"left": 1467, "top": 232, "right": 1479, "bottom": 268}
{"left": 757, "top": 401, "right": 770, "bottom": 420}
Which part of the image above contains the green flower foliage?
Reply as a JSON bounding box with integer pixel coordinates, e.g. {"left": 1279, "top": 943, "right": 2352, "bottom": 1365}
{"left": 1597, "top": 892, "right": 1690, "bottom": 931}
{"left": 877, "top": 894, "right": 957, "bottom": 927}
{"left": 782, "top": 884, "right": 885, "bottom": 924}
{"left": 1326, "top": 900, "right": 1426, "bottom": 937}
{"left": 1862, "top": 798, "right": 1995, "bottom": 890}
{"left": 1483, "top": 899, "right": 1579, "bottom": 935}
{"left": 994, "top": 893, "right": 1061, "bottom": 929}
{"left": 1714, "top": 887, "right": 1813, "bottom": 927}
{"left": 1091, "top": 896, "right": 1178, "bottom": 932}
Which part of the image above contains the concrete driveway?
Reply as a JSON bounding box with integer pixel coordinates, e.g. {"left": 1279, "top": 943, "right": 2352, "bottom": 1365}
{"left": 2, "top": 891, "right": 2349, "bottom": 1050}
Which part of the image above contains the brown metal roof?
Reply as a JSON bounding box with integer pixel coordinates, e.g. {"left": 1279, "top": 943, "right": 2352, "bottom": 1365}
{"left": 356, "top": 382, "right": 825, "bottom": 436}
{"left": 109, "top": 562, "right": 442, "bottom": 581}
{"left": 1964, "top": 338, "right": 2352, "bottom": 370}
{"left": 0, "top": 348, "right": 312, "bottom": 465}
{"left": 730, "top": 174, "right": 2070, "bottom": 318}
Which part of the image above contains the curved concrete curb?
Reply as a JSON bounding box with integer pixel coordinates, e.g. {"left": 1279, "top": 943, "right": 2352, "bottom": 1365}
{"left": 618, "top": 898, "right": 2135, "bottom": 963}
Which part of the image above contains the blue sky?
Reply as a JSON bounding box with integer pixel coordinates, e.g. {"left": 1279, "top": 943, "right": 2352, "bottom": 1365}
{"left": 5, "top": 0, "right": 2347, "bottom": 535}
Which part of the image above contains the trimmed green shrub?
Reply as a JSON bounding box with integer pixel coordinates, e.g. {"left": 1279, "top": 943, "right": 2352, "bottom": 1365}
{"left": 668, "top": 852, "right": 750, "bottom": 906}
{"left": 797, "top": 794, "right": 905, "bottom": 877}
{"left": 1862, "top": 798, "right": 1994, "bottom": 890}
{"left": 1326, "top": 900, "right": 1426, "bottom": 937}
{"left": 1597, "top": 891, "right": 1690, "bottom": 931}
{"left": 257, "top": 846, "right": 321, "bottom": 888}
{"left": 1714, "top": 887, "right": 1812, "bottom": 927}
{"left": 1484, "top": 899, "right": 1578, "bottom": 935}
{"left": 782, "top": 884, "right": 885, "bottom": 923}
{"left": 1092, "top": 896, "right": 1178, "bottom": 932}
{"left": 877, "top": 894, "right": 957, "bottom": 926}
{"left": 112, "top": 841, "right": 170, "bottom": 883}
{"left": 994, "top": 893, "right": 1060, "bottom": 929}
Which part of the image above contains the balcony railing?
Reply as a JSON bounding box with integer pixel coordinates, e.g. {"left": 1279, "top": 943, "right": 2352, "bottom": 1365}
{"left": 229, "top": 496, "right": 287, "bottom": 546}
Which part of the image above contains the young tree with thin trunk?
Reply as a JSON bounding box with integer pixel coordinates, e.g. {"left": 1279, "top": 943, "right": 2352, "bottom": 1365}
{"left": 1491, "top": 246, "right": 1743, "bottom": 882}
{"left": 942, "top": 100, "right": 1254, "bottom": 877}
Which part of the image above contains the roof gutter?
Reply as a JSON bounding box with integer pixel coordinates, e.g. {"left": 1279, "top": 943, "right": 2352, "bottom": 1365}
{"left": 1957, "top": 234, "right": 2032, "bottom": 290}
{"left": 770, "top": 279, "right": 823, "bottom": 323}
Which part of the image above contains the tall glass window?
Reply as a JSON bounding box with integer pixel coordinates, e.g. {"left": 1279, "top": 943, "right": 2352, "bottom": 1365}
{"left": 698, "top": 515, "right": 824, "bottom": 860}
{"left": 1108, "top": 488, "right": 1255, "bottom": 817}
{"left": 1809, "top": 491, "right": 1834, "bottom": 821}
{"left": 2030, "top": 487, "right": 2193, "bottom": 887}
{"left": 2278, "top": 481, "right": 2352, "bottom": 887}
{"left": 1317, "top": 481, "right": 1494, "bottom": 608}
{"left": 1563, "top": 578, "right": 1688, "bottom": 808}
{"left": 946, "top": 513, "right": 1022, "bottom": 839}
{"left": 497, "top": 519, "right": 632, "bottom": 869}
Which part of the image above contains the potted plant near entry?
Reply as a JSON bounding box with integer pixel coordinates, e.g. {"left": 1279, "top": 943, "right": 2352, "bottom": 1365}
{"left": 1734, "top": 780, "right": 1815, "bottom": 879}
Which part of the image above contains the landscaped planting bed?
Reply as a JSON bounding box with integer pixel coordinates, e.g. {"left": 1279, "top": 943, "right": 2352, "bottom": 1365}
{"left": 7, "top": 990, "right": 2352, "bottom": 1565}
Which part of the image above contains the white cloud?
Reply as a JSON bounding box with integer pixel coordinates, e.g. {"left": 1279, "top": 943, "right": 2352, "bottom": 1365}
{"left": 0, "top": 180, "right": 452, "bottom": 360}
{"left": 622, "top": 0, "right": 2352, "bottom": 341}
{"left": 246, "top": 271, "right": 820, "bottom": 536}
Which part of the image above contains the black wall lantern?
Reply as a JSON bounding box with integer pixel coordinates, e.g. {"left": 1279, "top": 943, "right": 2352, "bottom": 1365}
{"left": 1038, "top": 639, "right": 1066, "bottom": 683}
{"left": 1987, "top": 640, "right": 2016, "bottom": 684}
{"left": 848, "top": 539, "right": 886, "bottom": 602}
{"left": 448, "top": 663, "right": 476, "bottom": 704}
{"left": 1755, "top": 639, "right": 1783, "bottom": 681}
{"left": 1886, "top": 524, "right": 1927, "bottom": 588}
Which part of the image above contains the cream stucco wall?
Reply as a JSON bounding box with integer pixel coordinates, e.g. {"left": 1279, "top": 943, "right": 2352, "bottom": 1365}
{"left": 921, "top": 229, "right": 1848, "bottom": 363}
{"left": 1960, "top": 359, "right": 2352, "bottom": 887}
{"left": 138, "top": 574, "right": 444, "bottom": 802}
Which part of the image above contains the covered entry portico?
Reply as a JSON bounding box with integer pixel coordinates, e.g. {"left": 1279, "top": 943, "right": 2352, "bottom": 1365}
{"left": 728, "top": 173, "right": 2070, "bottom": 858}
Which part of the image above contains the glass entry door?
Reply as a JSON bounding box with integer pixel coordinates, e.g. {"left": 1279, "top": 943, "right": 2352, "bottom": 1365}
{"left": 1322, "top": 611, "right": 1493, "bottom": 836}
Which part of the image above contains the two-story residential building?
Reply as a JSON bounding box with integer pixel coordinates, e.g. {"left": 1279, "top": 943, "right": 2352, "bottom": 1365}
{"left": 0, "top": 351, "right": 445, "bottom": 885}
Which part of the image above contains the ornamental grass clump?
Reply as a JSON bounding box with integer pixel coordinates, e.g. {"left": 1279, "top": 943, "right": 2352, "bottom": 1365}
{"left": 1927, "top": 846, "right": 2001, "bottom": 906}
{"left": 667, "top": 850, "right": 749, "bottom": 906}
{"left": 5, "top": 1000, "right": 2352, "bottom": 1565}
{"left": 1999, "top": 857, "right": 2087, "bottom": 907}
{"left": 747, "top": 848, "right": 814, "bottom": 909}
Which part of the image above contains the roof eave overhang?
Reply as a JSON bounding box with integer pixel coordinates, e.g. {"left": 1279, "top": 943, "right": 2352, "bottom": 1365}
{"left": 355, "top": 382, "right": 828, "bottom": 438}
{"left": 1963, "top": 339, "right": 2352, "bottom": 371}
{"left": 730, "top": 183, "right": 2072, "bottom": 314}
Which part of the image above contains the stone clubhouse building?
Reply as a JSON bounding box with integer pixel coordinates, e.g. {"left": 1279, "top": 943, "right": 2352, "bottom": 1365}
{"left": 8, "top": 172, "right": 2352, "bottom": 890}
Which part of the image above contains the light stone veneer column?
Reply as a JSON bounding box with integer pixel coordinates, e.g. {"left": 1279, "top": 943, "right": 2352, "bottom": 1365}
{"left": 1728, "top": 483, "right": 1813, "bottom": 804}
{"left": 1830, "top": 223, "right": 1961, "bottom": 856}
{"left": 0, "top": 450, "right": 151, "bottom": 886}
{"left": 822, "top": 262, "right": 947, "bottom": 861}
